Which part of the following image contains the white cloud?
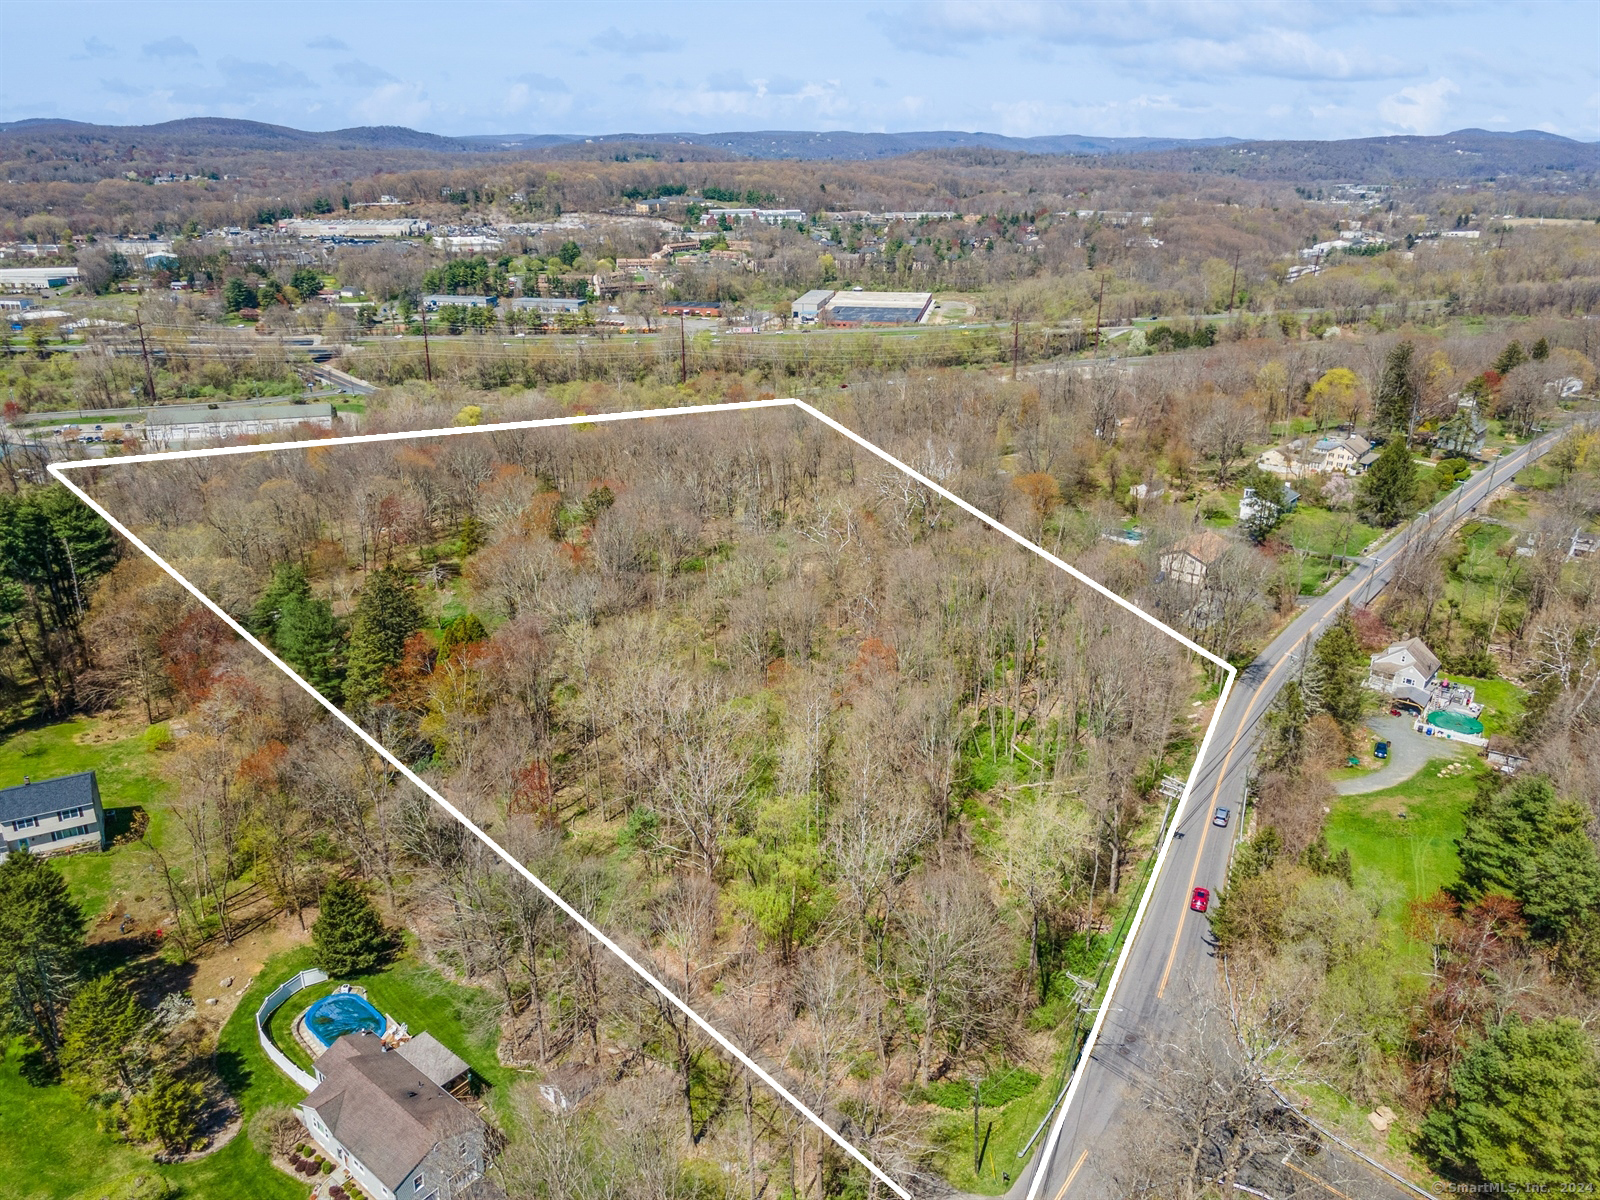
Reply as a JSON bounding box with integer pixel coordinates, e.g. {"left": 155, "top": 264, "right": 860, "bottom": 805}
{"left": 354, "top": 81, "right": 432, "bottom": 127}
{"left": 1378, "top": 77, "right": 1459, "bottom": 133}
{"left": 333, "top": 60, "right": 398, "bottom": 86}
{"left": 590, "top": 27, "right": 683, "bottom": 55}
{"left": 142, "top": 36, "right": 198, "bottom": 59}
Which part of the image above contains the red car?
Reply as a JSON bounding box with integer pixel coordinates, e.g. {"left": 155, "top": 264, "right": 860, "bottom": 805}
{"left": 1190, "top": 887, "right": 1211, "bottom": 913}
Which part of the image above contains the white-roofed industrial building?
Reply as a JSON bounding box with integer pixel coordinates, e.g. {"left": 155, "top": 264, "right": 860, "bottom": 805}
{"left": 0, "top": 267, "right": 81, "bottom": 292}
{"left": 799, "top": 289, "right": 934, "bottom": 326}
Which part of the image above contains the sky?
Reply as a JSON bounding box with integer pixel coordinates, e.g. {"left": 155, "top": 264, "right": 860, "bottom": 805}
{"left": 4, "top": 0, "right": 1596, "bottom": 143}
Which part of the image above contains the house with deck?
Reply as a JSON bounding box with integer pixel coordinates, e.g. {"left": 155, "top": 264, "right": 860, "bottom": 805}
{"left": 297, "top": 1031, "right": 494, "bottom": 1200}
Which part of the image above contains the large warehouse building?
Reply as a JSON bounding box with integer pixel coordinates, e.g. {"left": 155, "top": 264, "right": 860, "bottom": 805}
{"left": 790, "top": 289, "right": 934, "bottom": 325}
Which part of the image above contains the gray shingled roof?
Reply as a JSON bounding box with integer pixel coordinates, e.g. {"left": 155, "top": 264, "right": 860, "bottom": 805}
{"left": 0, "top": 772, "right": 96, "bottom": 825}
{"left": 303, "top": 1032, "right": 483, "bottom": 1188}
{"left": 395, "top": 1032, "right": 470, "bottom": 1089}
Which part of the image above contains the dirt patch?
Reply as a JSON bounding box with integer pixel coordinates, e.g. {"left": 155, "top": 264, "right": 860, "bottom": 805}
{"left": 184, "top": 912, "right": 313, "bottom": 1033}
{"left": 74, "top": 708, "right": 160, "bottom": 746}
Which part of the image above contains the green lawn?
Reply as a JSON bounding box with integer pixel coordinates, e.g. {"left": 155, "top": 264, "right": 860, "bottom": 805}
{"left": 1438, "top": 675, "right": 1525, "bottom": 738}
{"left": 1324, "top": 758, "right": 1486, "bottom": 974}
{"left": 927, "top": 1052, "right": 1066, "bottom": 1194}
{"left": 0, "top": 947, "right": 307, "bottom": 1200}
{"left": 0, "top": 719, "right": 173, "bottom": 920}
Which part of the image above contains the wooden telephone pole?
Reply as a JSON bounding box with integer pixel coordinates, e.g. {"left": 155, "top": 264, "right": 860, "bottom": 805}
{"left": 1011, "top": 314, "right": 1020, "bottom": 381}
{"left": 679, "top": 311, "right": 688, "bottom": 385}
{"left": 1226, "top": 250, "right": 1241, "bottom": 314}
{"left": 134, "top": 316, "right": 158, "bottom": 404}
{"left": 1092, "top": 276, "right": 1106, "bottom": 356}
{"left": 420, "top": 305, "right": 434, "bottom": 383}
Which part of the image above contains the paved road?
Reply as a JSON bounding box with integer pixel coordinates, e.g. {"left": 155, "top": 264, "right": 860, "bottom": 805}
{"left": 1016, "top": 420, "right": 1592, "bottom": 1200}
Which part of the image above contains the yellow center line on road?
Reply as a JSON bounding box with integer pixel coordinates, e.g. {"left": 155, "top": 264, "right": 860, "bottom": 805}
{"left": 1156, "top": 560, "right": 1371, "bottom": 999}
{"left": 1052, "top": 1149, "right": 1090, "bottom": 1200}
{"left": 1283, "top": 1155, "right": 1357, "bottom": 1200}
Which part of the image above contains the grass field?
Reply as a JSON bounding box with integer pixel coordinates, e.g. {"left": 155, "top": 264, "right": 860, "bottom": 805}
{"left": 927, "top": 1051, "right": 1066, "bottom": 1194}
{"left": 0, "top": 944, "right": 309, "bottom": 1200}
{"left": 1323, "top": 758, "right": 1486, "bottom": 976}
{"left": 0, "top": 719, "right": 173, "bottom": 920}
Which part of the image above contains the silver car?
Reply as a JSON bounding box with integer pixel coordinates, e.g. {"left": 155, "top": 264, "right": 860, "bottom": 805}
{"left": 1213, "top": 807, "right": 1230, "bottom": 828}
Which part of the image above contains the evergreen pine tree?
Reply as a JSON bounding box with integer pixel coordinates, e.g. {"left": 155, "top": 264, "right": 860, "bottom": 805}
{"left": 1530, "top": 336, "right": 1550, "bottom": 361}
{"left": 1307, "top": 605, "right": 1367, "bottom": 728}
{"left": 1361, "top": 436, "right": 1418, "bottom": 526}
{"left": 1262, "top": 680, "right": 1309, "bottom": 772}
{"left": 250, "top": 563, "right": 311, "bottom": 638}
{"left": 1493, "top": 339, "right": 1528, "bottom": 376}
{"left": 437, "top": 612, "right": 487, "bottom": 661}
{"left": 1374, "top": 341, "right": 1417, "bottom": 438}
{"left": 0, "top": 850, "right": 86, "bottom": 1051}
{"left": 341, "top": 567, "right": 423, "bottom": 706}
{"left": 311, "top": 878, "right": 391, "bottom": 975}
{"left": 1420, "top": 1016, "right": 1600, "bottom": 1187}
{"left": 59, "top": 973, "right": 150, "bottom": 1091}
{"left": 275, "top": 592, "right": 343, "bottom": 701}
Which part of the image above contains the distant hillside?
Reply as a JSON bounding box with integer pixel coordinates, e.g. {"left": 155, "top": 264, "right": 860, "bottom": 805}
{"left": 1112, "top": 129, "right": 1600, "bottom": 182}
{"left": 462, "top": 129, "right": 1244, "bottom": 159}
{"left": 2, "top": 117, "right": 1594, "bottom": 184}
{"left": 0, "top": 116, "right": 468, "bottom": 152}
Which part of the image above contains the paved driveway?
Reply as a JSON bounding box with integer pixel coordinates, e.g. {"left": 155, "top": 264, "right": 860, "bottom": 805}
{"left": 1335, "top": 714, "right": 1469, "bottom": 795}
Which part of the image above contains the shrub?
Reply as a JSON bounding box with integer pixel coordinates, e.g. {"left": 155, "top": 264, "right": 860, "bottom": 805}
{"left": 321, "top": 1161, "right": 334, "bottom": 1175}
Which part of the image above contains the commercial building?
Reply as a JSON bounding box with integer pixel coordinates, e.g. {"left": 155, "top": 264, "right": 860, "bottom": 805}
{"left": 144, "top": 402, "right": 336, "bottom": 448}
{"left": 701, "top": 208, "right": 805, "bottom": 226}
{"left": 282, "top": 219, "right": 430, "bottom": 239}
{"left": 814, "top": 290, "right": 934, "bottom": 325}
{"left": 432, "top": 236, "right": 503, "bottom": 253}
{"left": 510, "top": 296, "right": 584, "bottom": 314}
{"left": 0, "top": 771, "right": 107, "bottom": 860}
{"left": 423, "top": 294, "right": 495, "bottom": 310}
{"left": 0, "top": 266, "right": 81, "bottom": 292}
{"left": 791, "top": 289, "right": 835, "bottom": 323}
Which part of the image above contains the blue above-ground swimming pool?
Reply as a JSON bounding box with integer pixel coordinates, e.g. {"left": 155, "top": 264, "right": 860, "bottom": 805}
{"left": 303, "top": 991, "right": 386, "bottom": 1051}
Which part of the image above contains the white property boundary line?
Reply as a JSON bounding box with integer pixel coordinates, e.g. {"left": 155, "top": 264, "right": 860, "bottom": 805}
{"left": 50, "top": 397, "right": 1236, "bottom": 1197}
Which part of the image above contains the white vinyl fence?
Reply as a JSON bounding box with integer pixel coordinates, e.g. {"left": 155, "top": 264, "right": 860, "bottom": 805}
{"left": 256, "top": 968, "right": 329, "bottom": 1092}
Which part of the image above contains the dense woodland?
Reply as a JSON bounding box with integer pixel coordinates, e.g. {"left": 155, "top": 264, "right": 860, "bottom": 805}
{"left": 35, "top": 405, "right": 1196, "bottom": 1195}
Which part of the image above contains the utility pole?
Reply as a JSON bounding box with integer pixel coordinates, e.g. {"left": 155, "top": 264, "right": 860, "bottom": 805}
{"left": 134, "top": 315, "right": 157, "bottom": 405}
{"left": 420, "top": 304, "right": 434, "bottom": 383}
{"left": 1092, "top": 275, "right": 1106, "bottom": 357}
{"left": 1011, "top": 314, "right": 1020, "bottom": 381}
{"left": 1226, "top": 250, "right": 1241, "bottom": 315}
{"left": 679, "top": 311, "right": 688, "bottom": 385}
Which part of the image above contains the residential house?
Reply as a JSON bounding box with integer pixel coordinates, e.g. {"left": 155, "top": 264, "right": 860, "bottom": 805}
{"left": 0, "top": 771, "right": 107, "bottom": 860}
{"left": 1306, "top": 434, "right": 1375, "bottom": 475}
{"left": 1256, "top": 441, "right": 1306, "bottom": 478}
{"left": 298, "top": 1032, "right": 493, "bottom": 1200}
{"left": 1240, "top": 485, "right": 1299, "bottom": 524}
{"left": 1365, "top": 638, "right": 1441, "bottom": 708}
{"left": 1435, "top": 408, "right": 1488, "bottom": 458}
{"left": 1159, "top": 530, "right": 1229, "bottom": 588}
{"left": 396, "top": 1033, "right": 471, "bottom": 1094}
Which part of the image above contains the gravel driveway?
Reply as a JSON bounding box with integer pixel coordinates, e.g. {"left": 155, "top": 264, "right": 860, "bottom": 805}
{"left": 1334, "top": 714, "right": 1470, "bottom": 795}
